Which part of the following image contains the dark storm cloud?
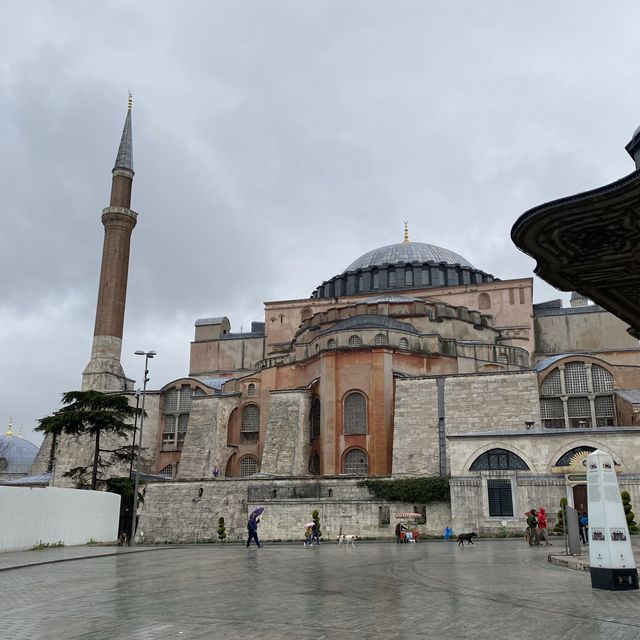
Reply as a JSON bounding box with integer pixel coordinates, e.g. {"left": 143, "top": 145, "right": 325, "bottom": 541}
{"left": 2, "top": 1, "right": 640, "bottom": 442}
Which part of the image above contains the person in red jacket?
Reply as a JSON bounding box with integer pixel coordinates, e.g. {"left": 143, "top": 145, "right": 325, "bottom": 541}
{"left": 537, "top": 507, "right": 552, "bottom": 546}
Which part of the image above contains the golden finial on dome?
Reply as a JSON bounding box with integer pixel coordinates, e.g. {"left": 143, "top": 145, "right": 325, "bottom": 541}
{"left": 128, "top": 90, "right": 133, "bottom": 111}
{"left": 6, "top": 418, "right": 13, "bottom": 437}
{"left": 403, "top": 220, "right": 410, "bottom": 244}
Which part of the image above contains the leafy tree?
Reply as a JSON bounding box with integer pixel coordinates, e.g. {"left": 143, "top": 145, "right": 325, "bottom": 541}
{"left": 217, "top": 517, "right": 226, "bottom": 541}
{"left": 621, "top": 491, "right": 638, "bottom": 534}
{"left": 36, "top": 391, "right": 143, "bottom": 490}
{"left": 312, "top": 509, "right": 322, "bottom": 539}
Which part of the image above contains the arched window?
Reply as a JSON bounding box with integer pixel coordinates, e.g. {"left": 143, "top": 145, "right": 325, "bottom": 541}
{"left": 162, "top": 385, "right": 194, "bottom": 448}
{"left": 469, "top": 448, "right": 529, "bottom": 471}
{"left": 555, "top": 446, "right": 596, "bottom": 467}
{"left": 517, "top": 354, "right": 526, "bottom": 367}
{"left": 405, "top": 270, "right": 413, "bottom": 286}
{"left": 399, "top": 337, "right": 409, "bottom": 350}
{"left": 421, "top": 268, "right": 429, "bottom": 285}
{"left": 348, "top": 335, "right": 362, "bottom": 348}
{"left": 239, "top": 456, "right": 258, "bottom": 477}
{"left": 478, "top": 293, "right": 491, "bottom": 310}
{"left": 374, "top": 333, "right": 387, "bottom": 346}
{"left": 301, "top": 307, "right": 312, "bottom": 321}
{"left": 344, "top": 392, "right": 367, "bottom": 435}
{"left": 389, "top": 270, "right": 396, "bottom": 287}
{"left": 310, "top": 397, "right": 321, "bottom": 440}
{"left": 497, "top": 353, "right": 508, "bottom": 365}
{"left": 241, "top": 404, "right": 260, "bottom": 442}
{"left": 315, "top": 343, "right": 320, "bottom": 353}
{"left": 372, "top": 272, "right": 379, "bottom": 289}
{"left": 247, "top": 383, "right": 256, "bottom": 397}
{"left": 343, "top": 448, "right": 368, "bottom": 475}
{"left": 309, "top": 453, "right": 320, "bottom": 475}
{"left": 327, "top": 338, "right": 336, "bottom": 349}
{"left": 539, "top": 361, "right": 617, "bottom": 429}
{"left": 358, "top": 275, "right": 364, "bottom": 291}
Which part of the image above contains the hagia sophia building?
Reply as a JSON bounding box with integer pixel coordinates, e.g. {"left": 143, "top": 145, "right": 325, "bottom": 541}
{"left": 29, "top": 103, "right": 640, "bottom": 540}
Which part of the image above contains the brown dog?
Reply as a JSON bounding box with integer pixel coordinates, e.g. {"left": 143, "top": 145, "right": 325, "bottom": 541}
{"left": 457, "top": 532, "right": 477, "bottom": 546}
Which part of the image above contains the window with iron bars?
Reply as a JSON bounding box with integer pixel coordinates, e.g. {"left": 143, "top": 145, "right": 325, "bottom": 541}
{"left": 241, "top": 404, "right": 260, "bottom": 443}
{"left": 162, "top": 385, "right": 193, "bottom": 448}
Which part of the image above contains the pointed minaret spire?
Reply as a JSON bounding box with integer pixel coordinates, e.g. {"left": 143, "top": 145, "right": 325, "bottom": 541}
{"left": 83, "top": 97, "right": 139, "bottom": 392}
{"left": 6, "top": 418, "right": 13, "bottom": 437}
{"left": 403, "top": 220, "right": 410, "bottom": 244}
{"left": 113, "top": 92, "right": 134, "bottom": 173}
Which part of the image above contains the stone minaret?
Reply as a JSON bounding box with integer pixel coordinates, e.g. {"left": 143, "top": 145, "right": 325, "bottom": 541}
{"left": 82, "top": 97, "right": 138, "bottom": 392}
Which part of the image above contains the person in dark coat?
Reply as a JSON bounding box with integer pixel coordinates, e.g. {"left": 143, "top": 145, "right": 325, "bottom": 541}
{"left": 310, "top": 521, "right": 320, "bottom": 546}
{"left": 246, "top": 515, "right": 262, "bottom": 548}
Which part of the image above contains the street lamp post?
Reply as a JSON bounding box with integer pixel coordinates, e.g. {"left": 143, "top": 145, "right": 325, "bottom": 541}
{"left": 128, "top": 390, "right": 141, "bottom": 480}
{"left": 130, "top": 350, "right": 156, "bottom": 546}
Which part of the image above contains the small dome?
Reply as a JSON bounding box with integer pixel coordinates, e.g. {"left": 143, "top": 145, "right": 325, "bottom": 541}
{"left": 0, "top": 434, "right": 39, "bottom": 476}
{"left": 344, "top": 242, "right": 474, "bottom": 272}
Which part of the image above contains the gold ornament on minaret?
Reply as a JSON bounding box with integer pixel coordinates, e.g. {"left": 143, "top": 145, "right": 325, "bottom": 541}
{"left": 403, "top": 220, "right": 410, "bottom": 244}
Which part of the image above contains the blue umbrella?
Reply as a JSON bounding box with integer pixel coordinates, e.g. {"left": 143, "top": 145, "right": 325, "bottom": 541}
{"left": 250, "top": 507, "right": 264, "bottom": 519}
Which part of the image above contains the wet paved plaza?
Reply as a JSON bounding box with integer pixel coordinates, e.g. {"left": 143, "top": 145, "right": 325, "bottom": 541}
{"left": 3, "top": 540, "right": 640, "bottom": 640}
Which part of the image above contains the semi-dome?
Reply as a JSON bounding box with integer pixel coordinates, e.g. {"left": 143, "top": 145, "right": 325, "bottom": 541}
{"left": 345, "top": 241, "right": 474, "bottom": 272}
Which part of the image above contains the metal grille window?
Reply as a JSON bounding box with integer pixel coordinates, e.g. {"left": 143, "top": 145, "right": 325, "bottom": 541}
{"left": 373, "top": 272, "right": 379, "bottom": 289}
{"left": 470, "top": 448, "right": 529, "bottom": 471}
{"left": 310, "top": 397, "right": 321, "bottom": 440}
{"left": 487, "top": 479, "right": 514, "bottom": 517}
{"left": 447, "top": 268, "right": 459, "bottom": 285}
{"left": 405, "top": 270, "right": 413, "bottom": 286}
{"left": 348, "top": 335, "right": 362, "bottom": 348}
{"left": 517, "top": 354, "right": 526, "bottom": 367}
{"left": 344, "top": 392, "right": 367, "bottom": 435}
{"left": 541, "top": 369, "right": 562, "bottom": 395}
{"left": 163, "top": 415, "right": 176, "bottom": 443}
{"left": 177, "top": 414, "right": 189, "bottom": 444}
{"left": 592, "top": 365, "right": 614, "bottom": 392}
{"left": 374, "top": 333, "right": 387, "bottom": 346}
{"left": 343, "top": 448, "right": 368, "bottom": 475}
{"left": 164, "top": 388, "right": 178, "bottom": 412}
{"left": 240, "top": 456, "right": 257, "bottom": 477}
{"left": 327, "top": 338, "right": 336, "bottom": 349}
{"left": 595, "top": 395, "right": 615, "bottom": 417}
{"left": 241, "top": 404, "right": 260, "bottom": 439}
{"left": 421, "top": 269, "right": 429, "bottom": 285}
{"left": 540, "top": 398, "right": 564, "bottom": 429}
{"left": 159, "top": 464, "right": 174, "bottom": 478}
{"left": 248, "top": 383, "right": 256, "bottom": 396}
{"left": 179, "top": 385, "right": 192, "bottom": 412}
{"left": 541, "top": 398, "right": 564, "bottom": 419}
{"left": 567, "top": 396, "right": 591, "bottom": 428}
{"left": 432, "top": 269, "right": 444, "bottom": 286}
{"left": 565, "top": 362, "right": 589, "bottom": 394}
{"left": 399, "top": 337, "right": 409, "bottom": 349}
{"left": 556, "top": 447, "right": 595, "bottom": 467}
{"left": 497, "top": 353, "right": 508, "bottom": 365}
{"left": 389, "top": 270, "right": 396, "bottom": 287}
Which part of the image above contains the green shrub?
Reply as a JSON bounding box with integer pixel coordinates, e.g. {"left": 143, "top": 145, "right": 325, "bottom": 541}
{"left": 358, "top": 476, "right": 450, "bottom": 503}
{"left": 554, "top": 497, "right": 568, "bottom": 535}
{"left": 621, "top": 491, "right": 638, "bottom": 534}
{"left": 217, "top": 517, "right": 226, "bottom": 541}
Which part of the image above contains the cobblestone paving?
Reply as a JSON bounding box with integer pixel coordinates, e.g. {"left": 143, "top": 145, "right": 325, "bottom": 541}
{"left": 3, "top": 540, "right": 640, "bottom": 640}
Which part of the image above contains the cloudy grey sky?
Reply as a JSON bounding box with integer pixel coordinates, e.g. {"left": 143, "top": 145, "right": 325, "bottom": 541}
{"left": 2, "top": 1, "right": 640, "bottom": 444}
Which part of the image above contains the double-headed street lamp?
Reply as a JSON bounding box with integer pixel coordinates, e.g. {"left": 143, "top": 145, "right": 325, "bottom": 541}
{"left": 130, "top": 349, "right": 156, "bottom": 546}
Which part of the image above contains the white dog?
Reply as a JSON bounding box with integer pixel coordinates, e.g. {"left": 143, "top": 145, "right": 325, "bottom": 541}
{"left": 338, "top": 534, "right": 357, "bottom": 547}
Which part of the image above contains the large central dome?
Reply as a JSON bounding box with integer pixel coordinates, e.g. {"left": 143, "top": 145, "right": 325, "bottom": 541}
{"left": 344, "top": 241, "right": 474, "bottom": 272}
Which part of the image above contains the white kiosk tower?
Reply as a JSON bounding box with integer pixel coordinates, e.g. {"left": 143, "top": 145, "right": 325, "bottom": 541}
{"left": 587, "top": 449, "right": 638, "bottom": 590}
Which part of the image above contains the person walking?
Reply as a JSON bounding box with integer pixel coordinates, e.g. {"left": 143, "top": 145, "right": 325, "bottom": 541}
{"left": 537, "top": 507, "right": 552, "bottom": 546}
{"left": 310, "top": 521, "right": 320, "bottom": 546}
{"left": 579, "top": 512, "right": 589, "bottom": 544}
{"left": 246, "top": 515, "right": 262, "bottom": 548}
{"left": 527, "top": 508, "right": 539, "bottom": 546}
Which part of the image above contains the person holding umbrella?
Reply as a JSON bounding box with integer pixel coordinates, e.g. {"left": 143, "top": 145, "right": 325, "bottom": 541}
{"left": 247, "top": 507, "right": 264, "bottom": 549}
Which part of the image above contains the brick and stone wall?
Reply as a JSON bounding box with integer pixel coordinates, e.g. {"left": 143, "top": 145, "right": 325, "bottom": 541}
{"left": 261, "top": 391, "right": 311, "bottom": 476}
{"left": 137, "top": 477, "right": 451, "bottom": 543}
{"left": 392, "top": 378, "right": 439, "bottom": 476}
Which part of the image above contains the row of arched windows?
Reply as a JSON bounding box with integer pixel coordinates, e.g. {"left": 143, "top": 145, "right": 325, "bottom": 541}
{"left": 469, "top": 446, "right": 600, "bottom": 471}
{"left": 323, "top": 336, "right": 410, "bottom": 350}
{"left": 308, "top": 448, "right": 369, "bottom": 475}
